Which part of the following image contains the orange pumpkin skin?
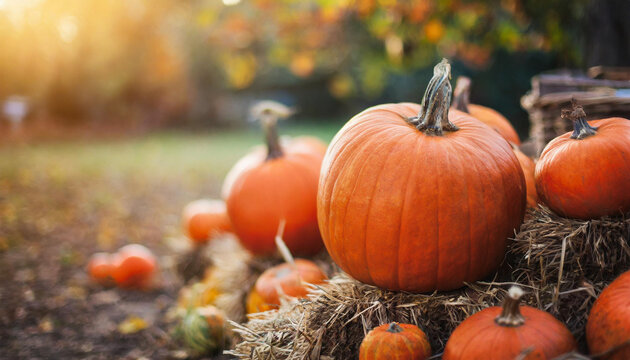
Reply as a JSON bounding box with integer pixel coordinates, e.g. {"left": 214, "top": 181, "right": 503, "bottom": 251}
{"left": 224, "top": 136, "right": 326, "bottom": 256}
{"left": 467, "top": 104, "right": 520, "bottom": 145}
{"left": 182, "top": 199, "right": 232, "bottom": 244}
{"left": 443, "top": 288, "right": 576, "bottom": 360}
{"left": 253, "top": 259, "right": 327, "bottom": 309}
{"left": 111, "top": 244, "right": 157, "bottom": 289}
{"left": 513, "top": 146, "right": 538, "bottom": 208}
{"left": 586, "top": 270, "right": 630, "bottom": 359}
{"left": 318, "top": 81, "right": 526, "bottom": 291}
{"left": 359, "top": 322, "right": 431, "bottom": 360}
{"left": 535, "top": 117, "right": 630, "bottom": 219}
{"left": 245, "top": 288, "right": 275, "bottom": 314}
{"left": 87, "top": 252, "right": 115, "bottom": 286}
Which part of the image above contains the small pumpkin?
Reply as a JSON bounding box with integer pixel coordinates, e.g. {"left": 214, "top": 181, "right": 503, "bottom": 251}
{"left": 177, "top": 282, "right": 221, "bottom": 310}
{"left": 223, "top": 101, "right": 327, "bottom": 256}
{"left": 249, "top": 259, "right": 327, "bottom": 312}
{"left": 245, "top": 288, "right": 274, "bottom": 314}
{"left": 182, "top": 199, "right": 232, "bottom": 244}
{"left": 318, "top": 59, "right": 526, "bottom": 292}
{"left": 452, "top": 76, "right": 521, "bottom": 145}
{"left": 359, "top": 322, "right": 431, "bottom": 360}
{"left": 512, "top": 144, "right": 539, "bottom": 208}
{"left": 443, "top": 286, "right": 576, "bottom": 359}
{"left": 111, "top": 244, "right": 157, "bottom": 289}
{"left": 535, "top": 100, "right": 630, "bottom": 219}
{"left": 586, "top": 270, "right": 630, "bottom": 359}
{"left": 87, "top": 252, "right": 115, "bottom": 286}
{"left": 177, "top": 305, "right": 228, "bottom": 355}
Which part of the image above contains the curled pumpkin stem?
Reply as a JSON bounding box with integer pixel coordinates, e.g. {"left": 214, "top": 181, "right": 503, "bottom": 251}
{"left": 452, "top": 76, "right": 471, "bottom": 113}
{"left": 408, "top": 58, "right": 459, "bottom": 136}
{"left": 495, "top": 286, "right": 526, "bottom": 327}
{"left": 562, "top": 98, "right": 598, "bottom": 140}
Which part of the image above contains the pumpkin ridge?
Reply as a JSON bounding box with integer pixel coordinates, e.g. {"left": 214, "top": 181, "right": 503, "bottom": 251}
{"left": 337, "top": 128, "right": 402, "bottom": 282}
{"left": 363, "top": 130, "right": 415, "bottom": 286}
{"left": 434, "top": 142, "right": 441, "bottom": 289}
{"left": 323, "top": 123, "right": 392, "bottom": 270}
{"left": 398, "top": 130, "right": 426, "bottom": 288}
{"left": 457, "top": 140, "right": 474, "bottom": 282}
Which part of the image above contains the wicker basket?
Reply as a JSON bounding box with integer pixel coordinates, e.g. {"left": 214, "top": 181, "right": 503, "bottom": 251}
{"left": 521, "top": 69, "right": 630, "bottom": 156}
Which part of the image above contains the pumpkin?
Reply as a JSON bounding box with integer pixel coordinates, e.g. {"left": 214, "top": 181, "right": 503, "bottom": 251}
{"left": 245, "top": 288, "right": 274, "bottom": 314}
{"left": 111, "top": 244, "right": 157, "bottom": 289}
{"left": 87, "top": 252, "right": 115, "bottom": 286}
{"left": 512, "top": 144, "right": 539, "bottom": 208}
{"left": 586, "top": 270, "right": 630, "bottom": 359}
{"left": 249, "top": 259, "right": 327, "bottom": 311}
{"left": 182, "top": 199, "right": 232, "bottom": 244}
{"left": 177, "top": 305, "right": 227, "bottom": 355}
{"left": 223, "top": 101, "right": 327, "bottom": 256}
{"left": 452, "top": 76, "right": 521, "bottom": 145}
{"left": 535, "top": 100, "right": 630, "bottom": 219}
{"left": 443, "top": 286, "right": 576, "bottom": 359}
{"left": 318, "top": 59, "right": 526, "bottom": 292}
{"left": 359, "top": 322, "right": 431, "bottom": 360}
{"left": 177, "top": 282, "right": 221, "bottom": 310}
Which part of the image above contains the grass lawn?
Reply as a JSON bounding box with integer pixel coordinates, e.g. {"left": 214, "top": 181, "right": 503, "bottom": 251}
{"left": 0, "top": 121, "right": 341, "bottom": 359}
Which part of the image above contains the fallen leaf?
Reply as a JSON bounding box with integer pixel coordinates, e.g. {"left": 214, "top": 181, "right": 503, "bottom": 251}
{"left": 118, "top": 316, "right": 148, "bottom": 334}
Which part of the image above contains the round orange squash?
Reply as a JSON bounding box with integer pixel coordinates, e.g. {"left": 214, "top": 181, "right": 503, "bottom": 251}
{"left": 359, "top": 322, "right": 431, "bottom": 360}
{"left": 443, "top": 286, "right": 576, "bottom": 359}
{"left": 452, "top": 76, "right": 521, "bottom": 145}
{"left": 111, "top": 244, "right": 157, "bottom": 289}
{"left": 535, "top": 100, "right": 630, "bottom": 219}
{"left": 182, "top": 199, "right": 232, "bottom": 244}
{"left": 318, "top": 59, "right": 526, "bottom": 292}
{"left": 250, "top": 259, "right": 327, "bottom": 311}
{"left": 223, "top": 105, "right": 327, "bottom": 256}
{"left": 87, "top": 252, "right": 115, "bottom": 286}
{"left": 586, "top": 270, "right": 630, "bottom": 359}
{"left": 512, "top": 144, "right": 538, "bottom": 208}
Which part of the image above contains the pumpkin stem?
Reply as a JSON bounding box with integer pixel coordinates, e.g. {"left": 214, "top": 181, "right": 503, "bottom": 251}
{"left": 261, "top": 115, "right": 284, "bottom": 160}
{"left": 495, "top": 286, "right": 526, "bottom": 327}
{"left": 408, "top": 58, "right": 459, "bottom": 136}
{"left": 274, "top": 219, "right": 295, "bottom": 266}
{"left": 386, "top": 322, "right": 403, "bottom": 333}
{"left": 452, "top": 76, "right": 471, "bottom": 113}
{"left": 562, "top": 98, "right": 598, "bottom": 140}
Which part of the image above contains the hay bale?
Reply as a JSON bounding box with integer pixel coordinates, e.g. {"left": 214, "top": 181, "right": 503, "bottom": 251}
{"left": 508, "top": 205, "right": 630, "bottom": 346}
{"left": 228, "top": 275, "right": 509, "bottom": 359}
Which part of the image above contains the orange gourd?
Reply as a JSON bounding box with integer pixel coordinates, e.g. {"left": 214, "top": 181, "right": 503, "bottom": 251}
{"left": 586, "top": 270, "right": 630, "bottom": 359}
{"left": 182, "top": 199, "right": 232, "bottom": 244}
{"left": 245, "top": 288, "right": 274, "bottom": 314}
{"left": 318, "top": 60, "right": 526, "bottom": 292}
{"left": 443, "top": 286, "right": 576, "bottom": 359}
{"left": 535, "top": 100, "right": 630, "bottom": 219}
{"left": 111, "top": 244, "right": 157, "bottom": 289}
{"left": 452, "top": 76, "right": 521, "bottom": 145}
{"left": 512, "top": 144, "right": 538, "bottom": 208}
{"left": 87, "top": 252, "right": 115, "bottom": 286}
{"left": 249, "top": 259, "right": 327, "bottom": 311}
{"left": 223, "top": 103, "right": 327, "bottom": 256}
{"left": 359, "top": 322, "right": 431, "bottom": 360}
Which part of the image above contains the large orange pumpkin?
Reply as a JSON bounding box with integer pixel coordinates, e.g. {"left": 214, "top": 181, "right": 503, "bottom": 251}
{"left": 359, "top": 322, "right": 431, "bottom": 360}
{"left": 452, "top": 76, "right": 521, "bottom": 145}
{"left": 443, "top": 286, "right": 576, "bottom": 359}
{"left": 248, "top": 259, "right": 327, "bottom": 311}
{"left": 318, "top": 60, "right": 526, "bottom": 292}
{"left": 535, "top": 100, "right": 630, "bottom": 219}
{"left": 182, "top": 199, "right": 232, "bottom": 244}
{"left": 586, "top": 270, "right": 630, "bottom": 359}
{"left": 223, "top": 104, "right": 326, "bottom": 256}
{"left": 512, "top": 144, "right": 538, "bottom": 208}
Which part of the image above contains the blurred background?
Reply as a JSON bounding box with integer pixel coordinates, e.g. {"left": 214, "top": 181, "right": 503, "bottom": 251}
{"left": 1, "top": 0, "right": 626, "bottom": 139}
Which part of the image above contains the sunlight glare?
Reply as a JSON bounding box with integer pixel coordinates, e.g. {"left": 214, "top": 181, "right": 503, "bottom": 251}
{"left": 58, "top": 16, "right": 78, "bottom": 43}
{"left": 222, "top": 0, "right": 241, "bottom": 6}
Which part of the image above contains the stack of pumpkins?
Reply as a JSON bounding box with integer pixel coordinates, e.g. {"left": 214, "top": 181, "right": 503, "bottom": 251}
{"left": 174, "top": 101, "right": 331, "bottom": 356}
{"left": 317, "top": 59, "right": 630, "bottom": 359}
